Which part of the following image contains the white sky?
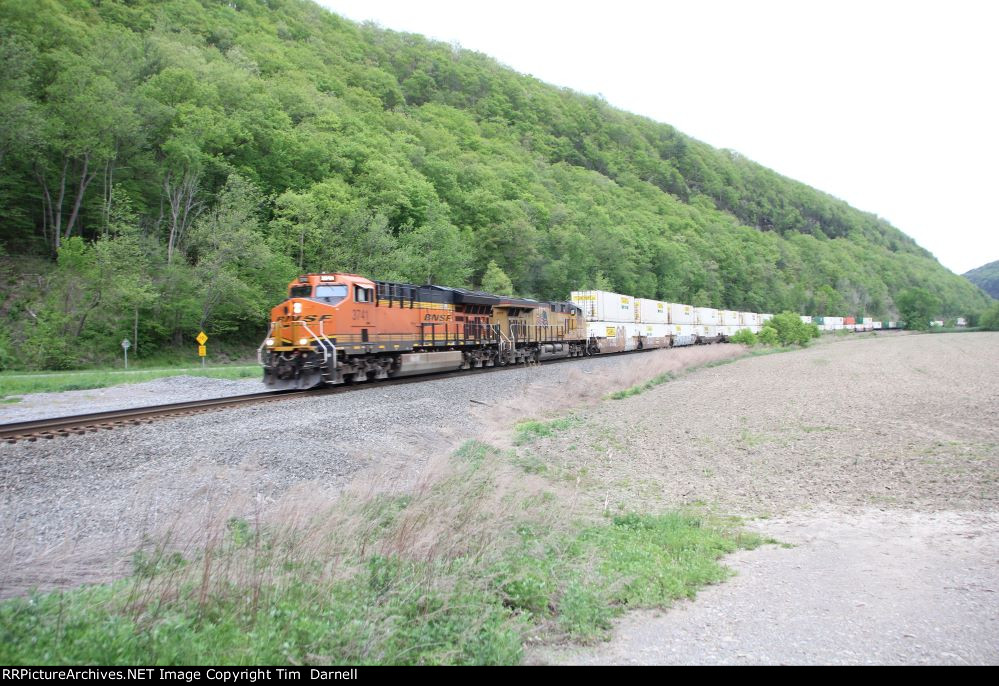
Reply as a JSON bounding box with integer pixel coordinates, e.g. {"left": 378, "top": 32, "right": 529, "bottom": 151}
{"left": 317, "top": 0, "right": 998, "bottom": 275}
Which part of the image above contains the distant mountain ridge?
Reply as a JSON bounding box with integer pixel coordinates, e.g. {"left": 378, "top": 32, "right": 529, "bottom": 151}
{"left": 964, "top": 261, "right": 999, "bottom": 299}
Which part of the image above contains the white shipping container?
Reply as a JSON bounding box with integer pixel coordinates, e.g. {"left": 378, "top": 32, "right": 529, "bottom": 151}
{"left": 695, "top": 307, "right": 720, "bottom": 326}
{"left": 636, "top": 298, "right": 670, "bottom": 324}
{"left": 571, "top": 291, "right": 635, "bottom": 323}
{"left": 761, "top": 313, "right": 774, "bottom": 322}
{"left": 800, "top": 315, "right": 813, "bottom": 324}
{"left": 873, "top": 321, "right": 883, "bottom": 329}
{"left": 720, "top": 310, "right": 740, "bottom": 326}
{"left": 669, "top": 303, "right": 695, "bottom": 325}
{"left": 741, "top": 312, "right": 761, "bottom": 326}
{"left": 585, "top": 321, "right": 639, "bottom": 352}
{"left": 671, "top": 323, "right": 698, "bottom": 338}
{"left": 640, "top": 322, "right": 671, "bottom": 338}
{"left": 863, "top": 317, "right": 873, "bottom": 325}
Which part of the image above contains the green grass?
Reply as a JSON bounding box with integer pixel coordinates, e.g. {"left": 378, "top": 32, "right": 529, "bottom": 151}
{"left": 0, "top": 438, "right": 767, "bottom": 665}
{"left": 491, "top": 511, "right": 765, "bottom": 641}
{"left": 607, "top": 371, "right": 675, "bottom": 400}
{"left": 513, "top": 416, "right": 583, "bottom": 445}
{"left": 0, "top": 509, "right": 762, "bottom": 664}
{"left": 0, "top": 364, "right": 260, "bottom": 398}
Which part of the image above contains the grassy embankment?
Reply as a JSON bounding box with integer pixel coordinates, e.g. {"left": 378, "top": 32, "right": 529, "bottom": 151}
{"left": 0, "top": 367, "right": 771, "bottom": 664}
{"left": 0, "top": 356, "right": 260, "bottom": 402}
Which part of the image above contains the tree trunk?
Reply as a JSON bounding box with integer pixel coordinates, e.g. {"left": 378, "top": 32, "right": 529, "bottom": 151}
{"left": 165, "top": 168, "right": 201, "bottom": 264}
{"left": 64, "top": 153, "right": 97, "bottom": 242}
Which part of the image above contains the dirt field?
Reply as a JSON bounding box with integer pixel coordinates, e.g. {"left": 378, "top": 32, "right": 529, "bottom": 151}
{"left": 525, "top": 332, "right": 998, "bottom": 516}
{"left": 531, "top": 332, "right": 999, "bottom": 665}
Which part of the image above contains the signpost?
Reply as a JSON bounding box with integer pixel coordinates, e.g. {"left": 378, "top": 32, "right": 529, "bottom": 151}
{"left": 121, "top": 338, "right": 131, "bottom": 369}
{"left": 196, "top": 331, "right": 208, "bottom": 367}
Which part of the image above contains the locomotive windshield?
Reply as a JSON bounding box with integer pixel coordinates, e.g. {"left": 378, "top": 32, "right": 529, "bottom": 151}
{"left": 315, "top": 284, "right": 348, "bottom": 303}
{"left": 289, "top": 285, "right": 312, "bottom": 298}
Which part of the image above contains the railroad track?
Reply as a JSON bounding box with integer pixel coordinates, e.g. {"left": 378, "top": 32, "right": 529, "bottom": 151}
{"left": 0, "top": 352, "right": 618, "bottom": 444}
{"left": 0, "top": 390, "right": 309, "bottom": 444}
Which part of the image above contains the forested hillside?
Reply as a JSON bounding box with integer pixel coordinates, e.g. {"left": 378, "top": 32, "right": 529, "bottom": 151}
{"left": 0, "top": 0, "right": 990, "bottom": 368}
{"left": 964, "top": 261, "right": 999, "bottom": 300}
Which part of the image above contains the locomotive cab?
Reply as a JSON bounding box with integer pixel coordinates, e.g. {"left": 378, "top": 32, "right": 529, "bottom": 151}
{"left": 260, "top": 273, "right": 378, "bottom": 390}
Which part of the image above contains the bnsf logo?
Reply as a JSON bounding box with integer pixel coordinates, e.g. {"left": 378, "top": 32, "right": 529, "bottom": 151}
{"left": 424, "top": 314, "right": 452, "bottom": 322}
{"left": 276, "top": 314, "right": 333, "bottom": 323}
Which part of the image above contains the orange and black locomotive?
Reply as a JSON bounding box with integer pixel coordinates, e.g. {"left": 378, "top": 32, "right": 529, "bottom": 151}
{"left": 260, "top": 273, "right": 588, "bottom": 390}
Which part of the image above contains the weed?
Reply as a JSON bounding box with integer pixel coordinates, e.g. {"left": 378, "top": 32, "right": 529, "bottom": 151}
{"left": 607, "top": 372, "right": 674, "bottom": 399}
{"left": 514, "top": 416, "right": 582, "bottom": 445}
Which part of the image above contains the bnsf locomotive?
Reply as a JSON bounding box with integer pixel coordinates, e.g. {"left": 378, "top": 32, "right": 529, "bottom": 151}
{"left": 261, "top": 273, "right": 592, "bottom": 390}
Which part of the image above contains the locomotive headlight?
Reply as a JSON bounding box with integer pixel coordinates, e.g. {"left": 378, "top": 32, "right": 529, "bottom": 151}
{"left": 299, "top": 338, "right": 309, "bottom": 346}
{"left": 292, "top": 302, "right": 302, "bottom": 314}
{"left": 265, "top": 338, "right": 275, "bottom": 347}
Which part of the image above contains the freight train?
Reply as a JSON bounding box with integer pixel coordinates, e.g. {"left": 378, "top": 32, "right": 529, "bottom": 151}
{"left": 259, "top": 272, "right": 897, "bottom": 390}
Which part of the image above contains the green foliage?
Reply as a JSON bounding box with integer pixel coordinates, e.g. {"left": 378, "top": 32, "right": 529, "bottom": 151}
{"left": 0, "top": 324, "right": 14, "bottom": 371}
{"left": 963, "top": 260, "right": 999, "bottom": 299}
{"left": 728, "top": 328, "right": 758, "bottom": 346}
{"left": 0, "top": 0, "right": 990, "bottom": 368}
{"left": 757, "top": 326, "right": 779, "bottom": 346}
{"left": 896, "top": 288, "right": 941, "bottom": 331}
{"left": 980, "top": 302, "right": 999, "bottom": 331}
{"left": 762, "top": 312, "right": 818, "bottom": 347}
{"left": 481, "top": 260, "right": 514, "bottom": 296}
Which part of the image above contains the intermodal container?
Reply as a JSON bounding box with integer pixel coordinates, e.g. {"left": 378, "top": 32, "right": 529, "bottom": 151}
{"left": 635, "top": 298, "right": 670, "bottom": 324}
{"left": 586, "top": 321, "right": 639, "bottom": 352}
{"left": 695, "top": 307, "right": 721, "bottom": 327}
{"left": 669, "top": 303, "right": 695, "bottom": 325}
{"left": 570, "top": 291, "right": 635, "bottom": 323}
{"left": 639, "top": 322, "right": 671, "bottom": 348}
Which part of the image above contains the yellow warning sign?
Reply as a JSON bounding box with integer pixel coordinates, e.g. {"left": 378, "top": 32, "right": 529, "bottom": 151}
{"left": 196, "top": 331, "right": 208, "bottom": 345}
{"left": 198, "top": 345, "right": 207, "bottom": 357}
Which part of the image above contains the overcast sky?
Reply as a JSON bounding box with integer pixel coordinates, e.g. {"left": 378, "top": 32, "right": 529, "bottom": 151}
{"left": 317, "top": 0, "right": 997, "bottom": 275}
